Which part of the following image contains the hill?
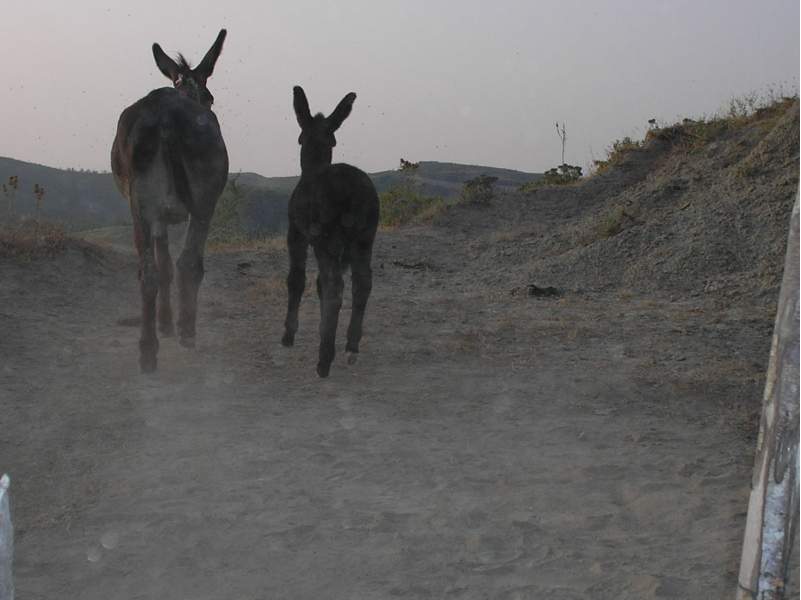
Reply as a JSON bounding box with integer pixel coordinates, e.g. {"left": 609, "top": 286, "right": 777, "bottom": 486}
{"left": 0, "top": 157, "right": 128, "bottom": 228}
{"left": 223, "top": 161, "right": 542, "bottom": 238}
{"left": 369, "top": 161, "right": 541, "bottom": 197}
{"left": 237, "top": 161, "right": 541, "bottom": 197}
{"left": 0, "top": 157, "right": 540, "bottom": 231}
{"left": 446, "top": 97, "right": 799, "bottom": 305}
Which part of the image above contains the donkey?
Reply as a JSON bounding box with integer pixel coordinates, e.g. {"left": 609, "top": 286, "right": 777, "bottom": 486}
{"left": 282, "top": 86, "right": 379, "bottom": 378}
{"left": 111, "top": 30, "right": 229, "bottom": 373}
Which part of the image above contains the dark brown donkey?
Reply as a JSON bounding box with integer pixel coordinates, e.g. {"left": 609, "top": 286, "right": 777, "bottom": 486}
{"left": 282, "top": 86, "right": 379, "bottom": 378}
{"left": 111, "top": 30, "right": 229, "bottom": 373}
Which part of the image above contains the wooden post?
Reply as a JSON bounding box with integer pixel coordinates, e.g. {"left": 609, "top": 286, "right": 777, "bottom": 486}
{"left": 737, "top": 193, "right": 799, "bottom": 600}
{"left": 0, "top": 474, "right": 12, "bottom": 600}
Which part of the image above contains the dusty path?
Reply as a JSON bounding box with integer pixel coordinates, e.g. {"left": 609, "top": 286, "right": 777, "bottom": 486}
{"left": 0, "top": 192, "right": 794, "bottom": 599}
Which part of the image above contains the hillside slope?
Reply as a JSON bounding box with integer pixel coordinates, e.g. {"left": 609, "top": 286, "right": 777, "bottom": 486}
{"left": 438, "top": 99, "right": 799, "bottom": 306}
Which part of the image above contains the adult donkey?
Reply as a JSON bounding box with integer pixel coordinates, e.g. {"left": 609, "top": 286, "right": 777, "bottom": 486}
{"left": 111, "top": 30, "right": 229, "bottom": 373}
{"left": 282, "top": 86, "right": 379, "bottom": 378}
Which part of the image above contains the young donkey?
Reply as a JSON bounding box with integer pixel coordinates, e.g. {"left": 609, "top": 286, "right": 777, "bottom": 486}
{"left": 111, "top": 30, "right": 229, "bottom": 372}
{"left": 282, "top": 86, "right": 379, "bottom": 378}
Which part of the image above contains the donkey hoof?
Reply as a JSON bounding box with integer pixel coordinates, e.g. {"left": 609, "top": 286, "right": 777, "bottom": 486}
{"left": 159, "top": 322, "right": 175, "bottom": 337}
{"left": 281, "top": 332, "right": 295, "bottom": 347}
{"left": 316, "top": 363, "right": 331, "bottom": 378}
{"left": 346, "top": 351, "right": 358, "bottom": 365}
{"left": 179, "top": 336, "right": 196, "bottom": 349}
{"left": 139, "top": 355, "right": 157, "bottom": 374}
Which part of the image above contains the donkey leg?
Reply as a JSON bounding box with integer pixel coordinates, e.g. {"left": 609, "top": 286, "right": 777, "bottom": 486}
{"left": 316, "top": 274, "right": 323, "bottom": 318}
{"left": 315, "top": 248, "right": 344, "bottom": 378}
{"left": 176, "top": 216, "right": 210, "bottom": 348}
{"left": 281, "top": 225, "right": 308, "bottom": 347}
{"left": 345, "top": 241, "right": 374, "bottom": 364}
{"left": 155, "top": 233, "right": 175, "bottom": 337}
{"left": 136, "top": 221, "right": 159, "bottom": 373}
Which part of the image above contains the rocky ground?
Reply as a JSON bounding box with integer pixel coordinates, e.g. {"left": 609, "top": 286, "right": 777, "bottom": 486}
{"left": 1, "top": 100, "right": 798, "bottom": 599}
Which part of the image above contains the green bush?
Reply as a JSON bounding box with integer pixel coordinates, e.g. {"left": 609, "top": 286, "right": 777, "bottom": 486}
{"left": 380, "top": 187, "right": 446, "bottom": 227}
{"left": 461, "top": 175, "right": 498, "bottom": 204}
{"left": 518, "top": 164, "right": 581, "bottom": 192}
{"left": 208, "top": 179, "right": 249, "bottom": 245}
{"left": 379, "top": 158, "right": 446, "bottom": 227}
{"left": 593, "top": 137, "right": 643, "bottom": 174}
{"left": 543, "top": 163, "right": 582, "bottom": 185}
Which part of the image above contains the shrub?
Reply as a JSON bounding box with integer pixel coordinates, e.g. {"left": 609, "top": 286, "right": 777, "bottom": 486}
{"left": 593, "top": 137, "right": 644, "bottom": 175}
{"left": 597, "top": 206, "right": 627, "bottom": 239}
{"left": 542, "top": 163, "right": 582, "bottom": 185}
{"left": 379, "top": 187, "right": 446, "bottom": 227}
{"left": 518, "top": 164, "right": 581, "bottom": 192}
{"left": 208, "top": 179, "right": 249, "bottom": 246}
{"left": 461, "top": 175, "right": 498, "bottom": 204}
{"left": 208, "top": 177, "right": 290, "bottom": 247}
{"left": 2, "top": 176, "right": 19, "bottom": 220}
{"left": 379, "top": 158, "right": 447, "bottom": 227}
{"left": 575, "top": 204, "right": 641, "bottom": 246}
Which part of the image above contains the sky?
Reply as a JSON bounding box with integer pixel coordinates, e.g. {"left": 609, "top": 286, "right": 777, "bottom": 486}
{"left": 1, "top": 0, "right": 798, "bottom": 177}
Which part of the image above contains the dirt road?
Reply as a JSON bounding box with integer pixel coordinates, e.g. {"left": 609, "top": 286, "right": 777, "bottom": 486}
{"left": 1, "top": 189, "right": 795, "bottom": 598}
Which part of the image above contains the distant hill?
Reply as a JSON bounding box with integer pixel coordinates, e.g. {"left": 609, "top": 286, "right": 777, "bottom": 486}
{"left": 0, "top": 157, "right": 128, "bottom": 228}
{"left": 0, "top": 157, "right": 541, "bottom": 230}
{"left": 233, "top": 172, "right": 298, "bottom": 194}
{"left": 235, "top": 161, "right": 541, "bottom": 198}
{"left": 370, "top": 161, "right": 542, "bottom": 197}
{"left": 229, "top": 161, "right": 541, "bottom": 236}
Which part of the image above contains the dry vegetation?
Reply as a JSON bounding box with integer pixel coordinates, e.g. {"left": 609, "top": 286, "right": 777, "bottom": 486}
{"left": 559, "top": 93, "right": 799, "bottom": 254}
{"left": 379, "top": 188, "right": 448, "bottom": 228}
{"left": 594, "top": 91, "right": 798, "bottom": 175}
{"left": 206, "top": 234, "right": 286, "bottom": 254}
{"left": 0, "top": 220, "right": 68, "bottom": 260}
{"left": 378, "top": 160, "right": 507, "bottom": 228}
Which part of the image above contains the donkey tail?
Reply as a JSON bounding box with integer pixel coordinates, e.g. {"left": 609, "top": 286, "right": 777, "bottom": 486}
{"left": 159, "top": 115, "right": 192, "bottom": 221}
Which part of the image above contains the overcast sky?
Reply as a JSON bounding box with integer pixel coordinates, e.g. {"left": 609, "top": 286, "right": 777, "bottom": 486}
{"left": 2, "top": 0, "right": 798, "bottom": 176}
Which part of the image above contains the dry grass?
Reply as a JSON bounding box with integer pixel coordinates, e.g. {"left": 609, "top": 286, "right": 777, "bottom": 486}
{"left": 670, "top": 359, "right": 765, "bottom": 393}
{"left": 245, "top": 273, "right": 287, "bottom": 304}
{"left": 0, "top": 221, "right": 68, "bottom": 259}
{"left": 413, "top": 200, "right": 450, "bottom": 224}
{"left": 379, "top": 189, "right": 449, "bottom": 228}
{"left": 487, "top": 229, "right": 522, "bottom": 244}
{"left": 444, "top": 329, "right": 483, "bottom": 355}
{"left": 575, "top": 204, "right": 641, "bottom": 246}
{"left": 592, "top": 137, "right": 645, "bottom": 175}
{"left": 733, "top": 161, "right": 761, "bottom": 179}
{"left": 592, "top": 92, "right": 798, "bottom": 175}
{"left": 652, "top": 94, "right": 797, "bottom": 152}
{"left": 208, "top": 235, "right": 286, "bottom": 255}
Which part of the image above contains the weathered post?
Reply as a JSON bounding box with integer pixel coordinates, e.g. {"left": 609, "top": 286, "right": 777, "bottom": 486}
{"left": 0, "top": 474, "right": 12, "bottom": 600}
{"left": 736, "top": 193, "right": 799, "bottom": 600}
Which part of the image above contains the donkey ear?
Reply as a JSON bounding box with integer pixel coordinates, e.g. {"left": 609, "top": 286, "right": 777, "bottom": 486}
{"left": 327, "top": 92, "right": 356, "bottom": 132}
{"left": 153, "top": 43, "right": 180, "bottom": 82}
{"left": 293, "top": 86, "right": 313, "bottom": 129}
{"left": 196, "top": 29, "right": 227, "bottom": 80}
